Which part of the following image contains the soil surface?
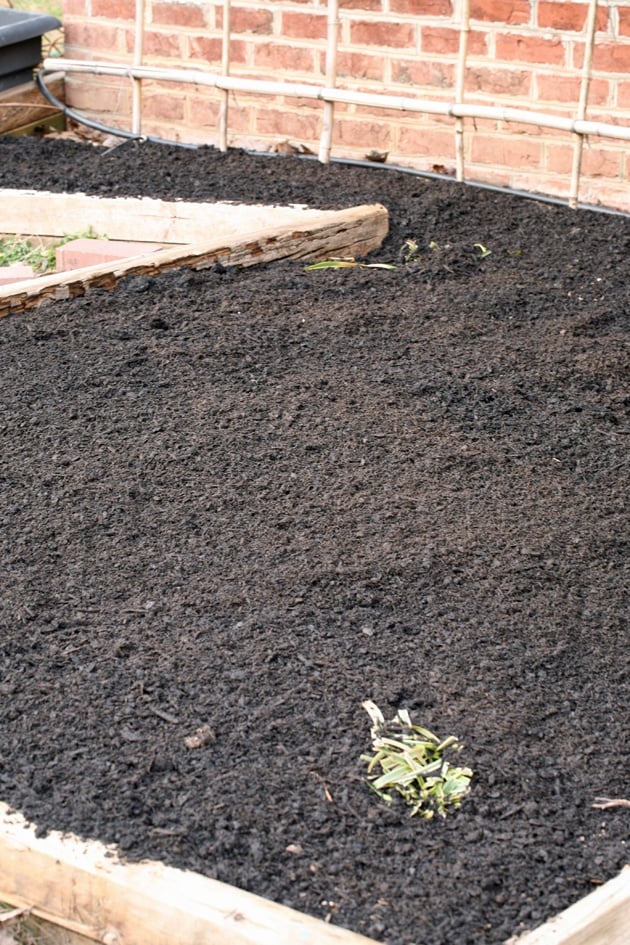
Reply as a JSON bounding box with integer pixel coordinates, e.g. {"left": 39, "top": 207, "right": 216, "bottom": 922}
{"left": 0, "top": 136, "right": 628, "bottom": 945}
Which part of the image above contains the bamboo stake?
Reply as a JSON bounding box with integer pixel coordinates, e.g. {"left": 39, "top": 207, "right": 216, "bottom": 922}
{"left": 568, "top": 0, "right": 599, "bottom": 208}
{"left": 454, "top": 0, "right": 470, "bottom": 182}
{"left": 318, "top": 0, "right": 340, "bottom": 164}
{"left": 43, "top": 60, "right": 630, "bottom": 143}
{"left": 218, "top": 0, "right": 231, "bottom": 152}
{"left": 131, "top": 0, "right": 145, "bottom": 136}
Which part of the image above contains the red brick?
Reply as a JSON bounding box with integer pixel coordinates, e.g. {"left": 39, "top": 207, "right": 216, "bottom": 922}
{"left": 336, "top": 118, "right": 392, "bottom": 149}
{"left": 56, "top": 240, "right": 161, "bottom": 271}
{"left": 545, "top": 142, "right": 573, "bottom": 175}
{"left": 465, "top": 66, "right": 531, "bottom": 96}
{"left": 505, "top": 121, "right": 565, "bottom": 138}
{"left": 92, "top": 0, "right": 135, "bottom": 18}
{"left": 0, "top": 263, "right": 36, "bottom": 286}
{"left": 620, "top": 9, "right": 630, "bottom": 37}
{"left": 66, "top": 22, "right": 121, "bottom": 52}
{"left": 186, "top": 96, "right": 220, "bottom": 127}
{"left": 151, "top": 2, "right": 207, "bottom": 28}
{"left": 63, "top": 0, "right": 90, "bottom": 14}
{"left": 143, "top": 90, "right": 185, "bottom": 121}
{"left": 255, "top": 108, "right": 319, "bottom": 140}
{"left": 537, "top": 2, "right": 607, "bottom": 33}
{"left": 591, "top": 43, "right": 630, "bottom": 74}
{"left": 253, "top": 42, "right": 318, "bottom": 73}
{"left": 216, "top": 6, "right": 273, "bottom": 34}
{"left": 470, "top": 0, "right": 530, "bottom": 25}
{"left": 339, "top": 0, "right": 382, "bottom": 10}
{"left": 66, "top": 77, "right": 131, "bottom": 114}
{"left": 349, "top": 20, "right": 416, "bottom": 48}
{"left": 188, "top": 35, "right": 220, "bottom": 63}
{"left": 471, "top": 134, "right": 543, "bottom": 167}
{"left": 537, "top": 73, "right": 581, "bottom": 102}
{"left": 392, "top": 58, "right": 454, "bottom": 88}
{"left": 421, "top": 26, "right": 487, "bottom": 55}
{"left": 397, "top": 125, "right": 454, "bottom": 158}
{"left": 580, "top": 181, "right": 630, "bottom": 213}
{"left": 618, "top": 80, "right": 630, "bottom": 109}
{"left": 536, "top": 73, "right": 609, "bottom": 106}
{"left": 227, "top": 105, "right": 255, "bottom": 134}
{"left": 142, "top": 30, "right": 183, "bottom": 58}
{"left": 419, "top": 26, "right": 458, "bottom": 54}
{"left": 389, "top": 0, "right": 452, "bottom": 15}
{"left": 580, "top": 146, "right": 624, "bottom": 178}
{"left": 337, "top": 51, "right": 385, "bottom": 81}
{"left": 495, "top": 33, "right": 565, "bottom": 65}
{"left": 282, "top": 12, "right": 327, "bottom": 40}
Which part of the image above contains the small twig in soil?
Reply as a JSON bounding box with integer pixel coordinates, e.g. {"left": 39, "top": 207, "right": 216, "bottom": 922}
{"left": 147, "top": 704, "right": 180, "bottom": 724}
{"left": 311, "top": 771, "right": 334, "bottom": 803}
{"left": 592, "top": 797, "right": 630, "bottom": 809}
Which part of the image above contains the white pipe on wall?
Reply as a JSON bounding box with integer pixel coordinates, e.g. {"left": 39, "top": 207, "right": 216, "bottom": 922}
{"left": 46, "top": 57, "right": 630, "bottom": 144}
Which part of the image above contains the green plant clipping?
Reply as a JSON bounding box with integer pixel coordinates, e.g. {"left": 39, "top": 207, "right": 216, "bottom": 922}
{"left": 361, "top": 700, "right": 473, "bottom": 819}
{"left": 0, "top": 229, "right": 105, "bottom": 274}
{"left": 305, "top": 257, "right": 396, "bottom": 271}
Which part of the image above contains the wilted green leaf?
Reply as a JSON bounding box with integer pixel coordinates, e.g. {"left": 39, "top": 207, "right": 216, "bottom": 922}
{"left": 361, "top": 701, "right": 473, "bottom": 819}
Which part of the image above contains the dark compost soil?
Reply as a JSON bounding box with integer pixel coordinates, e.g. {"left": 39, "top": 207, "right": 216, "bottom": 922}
{"left": 0, "top": 136, "right": 628, "bottom": 945}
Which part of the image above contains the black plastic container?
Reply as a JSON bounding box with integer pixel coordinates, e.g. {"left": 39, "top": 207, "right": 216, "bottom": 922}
{"left": 0, "top": 9, "right": 61, "bottom": 92}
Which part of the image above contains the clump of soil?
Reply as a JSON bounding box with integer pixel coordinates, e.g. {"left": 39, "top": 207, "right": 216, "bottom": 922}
{"left": 0, "top": 136, "right": 628, "bottom": 945}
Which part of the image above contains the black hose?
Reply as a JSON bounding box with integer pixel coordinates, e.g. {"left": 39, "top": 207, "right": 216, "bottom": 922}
{"left": 36, "top": 68, "right": 629, "bottom": 217}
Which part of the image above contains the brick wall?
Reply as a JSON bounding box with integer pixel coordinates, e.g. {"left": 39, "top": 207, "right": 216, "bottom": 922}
{"left": 61, "top": 1, "right": 630, "bottom": 211}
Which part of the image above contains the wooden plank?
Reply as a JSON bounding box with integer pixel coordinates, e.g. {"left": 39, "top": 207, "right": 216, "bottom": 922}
{"left": 0, "top": 74, "right": 64, "bottom": 135}
{"left": 508, "top": 866, "right": 630, "bottom": 945}
{"left": 0, "top": 803, "right": 379, "bottom": 945}
{"left": 0, "top": 804, "right": 627, "bottom": 945}
{"left": 6, "top": 112, "right": 65, "bottom": 138}
{"left": 0, "top": 202, "right": 389, "bottom": 318}
{"left": 0, "top": 189, "right": 384, "bottom": 245}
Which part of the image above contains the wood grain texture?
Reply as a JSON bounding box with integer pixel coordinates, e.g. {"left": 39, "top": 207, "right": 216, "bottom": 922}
{"left": 0, "top": 74, "right": 64, "bottom": 135}
{"left": 0, "top": 189, "right": 386, "bottom": 245}
{"left": 0, "top": 803, "right": 379, "bottom": 945}
{"left": 0, "top": 202, "right": 389, "bottom": 318}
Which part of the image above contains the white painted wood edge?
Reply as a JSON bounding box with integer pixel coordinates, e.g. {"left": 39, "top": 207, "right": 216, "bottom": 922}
{"left": 0, "top": 202, "right": 389, "bottom": 317}
{"left": 0, "top": 798, "right": 627, "bottom": 945}
{"left": 0, "top": 802, "right": 379, "bottom": 945}
{"left": 508, "top": 865, "right": 630, "bottom": 945}
{"left": 0, "top": 189, "right": 373, "bottom": 244}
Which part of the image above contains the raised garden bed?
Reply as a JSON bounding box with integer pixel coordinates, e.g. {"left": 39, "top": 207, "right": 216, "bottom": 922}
{"left": 0, "top": 189, "right": 387, "bottom": 313}
{"left": 0, "top": 136, "right": 628, "bottom": 945}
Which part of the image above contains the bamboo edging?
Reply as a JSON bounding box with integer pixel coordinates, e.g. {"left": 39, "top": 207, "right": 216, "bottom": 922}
{"left": 569, "top": 0, "right": 599, "bottom": 209}
{"left": 131, "top": 0, "right": 145, "bottom": 136}
{"left": 454, "top": 0, "right": 470, "bottom": 183}
{"left": 318, "top": 0, "right": 340, "bottom": 165}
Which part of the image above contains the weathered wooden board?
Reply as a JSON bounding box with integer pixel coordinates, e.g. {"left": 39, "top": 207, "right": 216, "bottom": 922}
{"left": 0, "top": 188, "right": 385, "bottom": 245}
{"left": 0, "top": 202, "right": 389, "bottom": 318}
{"left": 0, "top": 803, "right": 378, "bottom": 945}
{"left": 0, "top": 803, "right": 628, "bottom": 945}
{"left": 0, "top": 73, "right": 64, "bottom": 135}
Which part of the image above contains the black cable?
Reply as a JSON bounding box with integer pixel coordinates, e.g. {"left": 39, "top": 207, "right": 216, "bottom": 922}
{"left": 36, "top": 68, "right": 629, "bottom": 217}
